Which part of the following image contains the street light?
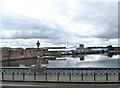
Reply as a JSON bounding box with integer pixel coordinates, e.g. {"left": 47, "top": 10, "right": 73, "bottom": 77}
{"left": 29, "top": 41, "right": 47, "bottom": 74}
{"left": 36, "top": 41, "right": 40, "bottom": 50}
{"left": 36, "top": 41, "right": 40, "bottom": 64}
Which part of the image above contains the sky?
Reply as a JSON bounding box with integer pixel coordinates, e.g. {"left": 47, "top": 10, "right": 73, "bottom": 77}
{"left": 0, "top": 0, "right": 119, "bottom": 48}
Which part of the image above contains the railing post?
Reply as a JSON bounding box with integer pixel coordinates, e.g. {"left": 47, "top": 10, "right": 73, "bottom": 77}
{"left": 106, "top": 73, "right": 108, "bottom": 81}
{"left": 81, "top": 73, "right": 83, "bottom": 81}
{"left": 57, "top": 73, "right": 59, "bottom": 81}
{"left": 94, "top": 73, "right": 96, "bottom": 81}
{"left": 45, "top": 73, "right": 47, "bottom": 81}
{"left": 23, "top": 73, "right": 25, "bottom": 80}
{"left": 2, "top": 72, "right": 4, "bottom": 79}
{"left": 12, "top": 72, "right": 15, "bottom": 80}
{"left": 69, "top": 73, "right": 72, "bottom": 81}
{"left": 118, "top": 73, "right": 120, "bottom": 81}
{"left": 34, "top": 72, "right": 36, "bottom": 80}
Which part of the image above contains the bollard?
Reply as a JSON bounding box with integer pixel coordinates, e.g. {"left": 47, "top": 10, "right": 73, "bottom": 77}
{"left": 57, "top": 73, "right": 60, "bottom": 81}
{"left": 106, "top": 73, "right": 108, "bottom": 81}
{"left": 34, "top": 73, "right": 36, "bottom": 80}
{"left": 12, "top": 72, "right": 15, "bottom": 80}
{"left": 23, "top": 73, "right": 25, "bottom": 80}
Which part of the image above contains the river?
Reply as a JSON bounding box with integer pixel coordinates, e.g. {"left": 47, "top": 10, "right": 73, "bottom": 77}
{"left": 47, "top": 54, "right": 120, "bottom": 68}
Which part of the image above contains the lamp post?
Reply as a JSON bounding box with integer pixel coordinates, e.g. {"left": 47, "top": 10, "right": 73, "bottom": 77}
{"left": 36, "top": 41, "right": 41, "bottom": 64}
{"left": 29, "top": 41, "right": 46, "bottom": 74}
{"left": 36, "top": 41, "right": 40, "bottom": 50}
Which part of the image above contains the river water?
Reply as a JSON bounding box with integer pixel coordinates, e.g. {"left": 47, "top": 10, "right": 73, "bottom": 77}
{"left": 47, "top": 54, "right": 120, "bottom": 68}
{"left": 5, "top": 54, "right": 119, "bottom": 68}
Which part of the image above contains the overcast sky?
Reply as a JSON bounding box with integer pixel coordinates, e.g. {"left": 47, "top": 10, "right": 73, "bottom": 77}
{"left": 0, "top": 0, "right": 119, "bottom": 48}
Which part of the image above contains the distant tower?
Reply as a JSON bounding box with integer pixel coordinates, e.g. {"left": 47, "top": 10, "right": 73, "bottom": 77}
{"left": 76, "top": 44, "right": 84, "bottom": 52}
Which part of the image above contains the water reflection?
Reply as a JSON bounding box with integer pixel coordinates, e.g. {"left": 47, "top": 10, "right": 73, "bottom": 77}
{"left": 72, "top": 53, "right": 117, "bottom": 61}
{"left": 106, "top": 53, "right": 117, "bottom": 58}
{"left": 47, "top": 54, "right": 119, "bottom": 68}
{"left": 72, "top": 54, "right": 85, "bottom": 61}
{"left": 4, "top": 53, "right": 119, "bottom": 68}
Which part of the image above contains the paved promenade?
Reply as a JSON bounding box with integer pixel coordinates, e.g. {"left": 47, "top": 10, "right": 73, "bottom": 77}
{"left": 2, "top": 81, "right": 120, "bottom": 88}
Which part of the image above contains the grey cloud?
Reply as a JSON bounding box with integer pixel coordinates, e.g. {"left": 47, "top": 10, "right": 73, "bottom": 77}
{"left": 1, "top": 14, "right": 69, "bottom": 40}
{"left": 0, "top": 1, "right": 118, "bottom": 47}
{"left": 48, "top": 38, "right": 70, "bottom": 45}
{"left": 1, "top": 13, "right": 72, "bottom": 46}
{"left": 0, "top": 39, "right": 38, "bottom": 47}
{"left": 73, "top": 2, "right": 117, "bottom": 23}
{"left": 72, "top": 2, "right": 118, "bottom": 39}
{"left": 95, "top": 14, "right": 118, "bottom": 39}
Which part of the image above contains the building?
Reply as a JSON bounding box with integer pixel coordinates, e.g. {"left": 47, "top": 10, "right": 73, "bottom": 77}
{"left": 1, "top": 47, "right": 24, "bottom": 60}
{"left": 1, "top": 47, "right": 47, "bottom": 61}
{"left": 1, "top": 47, "right": 10, "bottom": 60}
{"left": 76, "top": 44, "right": 84, "bottom": 52}
{"left": 24, "top": 48, "right": 46, "bottom": 58}
{"left": 1, "top": 46, "right": 67, "bottom": 66}
{"left": 24, "top": 48, "right": 36, "bottom": 58}
{"left": 10, "top": 48, "right": 24, "bottom": 59}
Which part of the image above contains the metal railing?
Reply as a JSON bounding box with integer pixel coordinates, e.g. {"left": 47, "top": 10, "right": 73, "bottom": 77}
{"left": 1, "top": 67, "right": 120, "bottom": 82}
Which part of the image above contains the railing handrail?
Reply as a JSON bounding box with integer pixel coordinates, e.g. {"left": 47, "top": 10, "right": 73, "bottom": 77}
{"left": 1, "top": 67, "right": 120, "bottom": 69}
{"left": 1, "top": 67, "right": 120, "bottom": 75}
